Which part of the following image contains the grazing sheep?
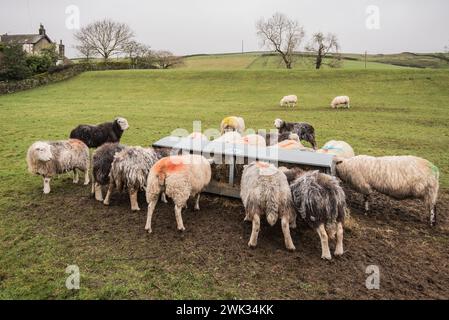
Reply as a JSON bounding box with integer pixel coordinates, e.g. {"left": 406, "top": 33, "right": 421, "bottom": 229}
{"left": 331, "top": 96, "right": 350, "bottom": 109}
{"left": 239, "top": 134, "right": 266, "bottom": 147}
{"left": 240, "top": 162, "right": 296, "bottom": 250}
{"left": 274, "top": 118, "right": 317, "bottom": 149}
{"left": 103, "top": 146, "right": 166, "bottom": 211}
{"left": 145, "top": 154, "right": 212, "bottom": 233}
{"left": 220, "top": 116, "right": 245, "bottom": 134}
{"left": 282, "top": 167, "right": 346, "bottom": 260}
{"left": 316, "top": 140, "right": 355, "bottom": 158}
{"left": 335, "top": 155, "right": 440, "bottom": 226}
{"left": 69, "top": 117, "right": 129, "bottom": 148}
{"left": 213, "top": 131, "right": 242, "bottom": 144}
{"left": 27, "top": 139, "right": 90, "bottom": 194}
{"left": 280, "top": 95, "right": 298, "bottom": 108}
{"left": 91, "top": 142, "right": 126, "bottom": 201}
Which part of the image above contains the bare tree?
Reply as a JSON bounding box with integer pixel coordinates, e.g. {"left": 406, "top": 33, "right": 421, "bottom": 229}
{"left": 75, "top": 43, "right": 96, "bottom": 62}
{"left": 256, "top": 13, "right": 305, "bottom": 69}
{"left": 153, "top": 51, "right": 183, "bottom": 69}
{"left": 74, "top": 19, "right": 134, "bottom": 60}
{"left": 306, "top": 32, "right": 341, "bottom": 69}
{"left": 123, "top": 41, "right": 150, "bottom": 66}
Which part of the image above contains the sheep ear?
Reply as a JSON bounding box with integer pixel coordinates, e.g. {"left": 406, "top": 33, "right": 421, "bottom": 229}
{"left": 334, "top": 156, "right": 344, "bottom": 165}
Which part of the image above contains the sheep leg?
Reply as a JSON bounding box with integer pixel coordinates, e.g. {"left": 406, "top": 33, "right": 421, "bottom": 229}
{"left": 281, "top": 216, "right": 296, "bottom": 251}
{"left": 248, "top": 213, "right": 260, "bottom": 248}
{"left": 364, "top": 194, "right": 370, "bottom": 214}
{"left": 43, "top": 177, "right": 51, "bottom": 194}
{"left": 73, "top": 169, "right": 79, "bottom": 184}
{"left": 129, "top": 189, "right": 140, "bottom": 211}
{"left": 160, "top": 192, "right": 168, "bottom": 203}
{"left": 430, "top": 205, "right": 437, "bottom": 227}
{"left": 174, "top": 204, "right": 186, "bottom": 232}
{"left": 145, "top": 199, "right": 158, "bottom": 233}
{"left": 194, "top": 193, "right": 200, "bottom": 211}
{"left": 83, "top": 167, "right": 90, "bottom": 185}
{"left": 334, "top": 222, "right": 344, "bottom": 256}
{"left": 103, "top": 183, "right": 113, "bottom": 206}
{"left": 317, "top": 224, "right": 332, "bottom": 260}
{"left": 90, "top": 177, "right": 95, "bottom": 195}
{"left": 94, "top": 183, "right": 103, "bottom": 202}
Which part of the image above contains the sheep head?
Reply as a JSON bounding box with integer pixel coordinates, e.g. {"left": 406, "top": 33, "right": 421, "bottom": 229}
{"left": 274, "top": 118, "right": 284, "bottom": 129}
{"left": 32, "top": 142, "right": 53, "bottom": 162}
{"left": 115, "top": 117, "right": 129, "bottom": 131}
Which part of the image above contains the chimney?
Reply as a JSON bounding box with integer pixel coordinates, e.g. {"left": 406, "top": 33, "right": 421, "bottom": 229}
{"left": 39, "top": 24, "right": 46, "bottom": 36}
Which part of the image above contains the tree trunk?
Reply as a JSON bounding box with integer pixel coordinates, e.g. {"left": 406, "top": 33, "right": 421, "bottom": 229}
{"left": 315, "top": 54, "right": 322, "bottom": 69}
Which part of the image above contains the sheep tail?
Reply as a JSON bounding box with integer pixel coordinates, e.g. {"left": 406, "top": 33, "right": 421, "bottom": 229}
{"left": 266, "top": 193, "right": 279, "bottom": 226}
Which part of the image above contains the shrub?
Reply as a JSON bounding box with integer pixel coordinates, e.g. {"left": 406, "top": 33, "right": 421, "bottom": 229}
{"left": 0, "top": 44, "right": 32, "bottom": 81}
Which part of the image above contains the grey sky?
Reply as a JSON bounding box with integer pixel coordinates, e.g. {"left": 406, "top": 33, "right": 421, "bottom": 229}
{"left": 1, "top": 0, "right": 448, "bottom": 58}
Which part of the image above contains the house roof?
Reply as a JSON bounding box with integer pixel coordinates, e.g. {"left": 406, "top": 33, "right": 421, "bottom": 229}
{"left": 0, "top": 34, "right": 52, "bottom": 45}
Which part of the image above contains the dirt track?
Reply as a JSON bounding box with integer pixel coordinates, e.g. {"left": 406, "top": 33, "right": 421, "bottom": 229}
{"left": 21, "top": 181, "right": 449, "bottom": 299}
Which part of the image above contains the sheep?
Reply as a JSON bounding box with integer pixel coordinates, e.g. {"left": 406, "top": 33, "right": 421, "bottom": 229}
{"left": 280, "top": 95, "right": 298, "bottom": 108}
{"left": 220, "top": 116, "right": 245, "bottom": 134}
{"left": 316, "top": 140, "right": 355, "bottom": 158}
{"left": 26, "top": 139, "right": 90, "bottom": 194}
{"left": 69, "top": 117, "right": 129, "bottom": 148}
{"left": 239, "top": 134, "right": 266, "bottom": 147}
{"left": 187, "top": 132, "right": 209, "bottom": 142}
{"left": 274, "top": 118, "right": 317, "bottom": 149}
{"left": 281, "top": 167, "right": 346, "bottom": 260}
{"left": 103, "top": 146, "right": 167, "bottom": 211}
{"left": 213, "top": 131, "right": 242, "bottom": 144}
{"left": 271, "top": 139, "right": 307, "bottom": 150}
{"left": 91, "top": 142, "right": 126, "bottom": 201}
{"left": 335, "top": 155, "right": 440, "bottom": 226}
{"left": 258, "top": 131, "right": 298, "bottom": 146}
{"left": 240, "top": 162, "right": 296, "bottom": 250}
{"left": 331, "top": 96, "right": 350, "bottom": 109}
{"left": 145, "top": 154, "right": 212, "bottom": 233}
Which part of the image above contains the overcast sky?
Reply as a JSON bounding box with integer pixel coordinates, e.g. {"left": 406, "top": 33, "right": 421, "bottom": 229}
{"left": 1, "top": 0, "right": 448, "bottom": 58}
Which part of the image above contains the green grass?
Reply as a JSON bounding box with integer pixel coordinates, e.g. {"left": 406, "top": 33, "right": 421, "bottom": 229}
{"left": 0, "top": 68, "right": 448, "bottom": 298}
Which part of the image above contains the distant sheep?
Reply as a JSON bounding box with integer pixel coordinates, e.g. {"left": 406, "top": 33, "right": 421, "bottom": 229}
{"left": 280, "top": 95, "right": 298, "bottom": 108}
{"left": 335, "top": 155, "right": 439, "bottom": 226}
{"left": 274, "top": 118, "right": 317, "bottom": 149}
{"left": 103, "top": 146, "right": 166, "bottom": 211}
{"left": 92, "top": 142, "right": 126, "bottom": 201}
{"left": 27, "top": 139, "right": 89, "bottom": 194}
{"left": 240, "top": 162, "right": 296, "bottom": 250}
{"left": 145, "top": 154, "right": 212, "bottom": 233}
{"left": 69, "top": 117, "right": 129, "bottom": 148}
{"left": 220, "top": 116, "right": 245, "bottom": 134}
{"left": 331, "top": 96, "right": 350, "bottom": 109}
{"left": 316, "top": 140, "right": 355, "bottom": 158}
{"left": 282, "top": 167, "right": 346, "bottom": 260}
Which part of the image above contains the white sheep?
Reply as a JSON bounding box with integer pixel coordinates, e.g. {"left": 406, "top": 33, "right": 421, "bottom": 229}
{"left": 240, "top": 161, "right": 296, "bottom": 250}
{"left": 331, "top": 96, "right": 350, "bottom": 109}
{"left": 26, "top": 139, "right": 90, "bottom": 194}
{"left": 280, "top": 95, "right": 298, "bottom": 108}
{"left": 239, "top": 134, "right": 266, "bottom": 147}
{"left": 316, "top": 140, "right": 355, "bottom": 158}
{"left": 145, "top": 154, "right": 212, "bottom": 233}
{"left": 335, "top": 155, "right": 439, "bottom": 226}
{"left": 103, "top": 146, "right": 164, "bottom": 211}
{"left": 220, "top": 116, "right": 245, "bottom": 134}
{"left": 213, "top": 131, "right": 242, "bottom": 144}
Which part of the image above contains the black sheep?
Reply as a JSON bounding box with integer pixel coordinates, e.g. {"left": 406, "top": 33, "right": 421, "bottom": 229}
{"left": 91, "top": 142, "right": 126, "bottom": 201}
{"left": 274, "top": 118, "right": 317, "bottom": 149}
{"left": 69, "top": 117, "right": 129, "bottom": 148}
{"left": 282, "top": 167, "right": 346, "bottom": 260}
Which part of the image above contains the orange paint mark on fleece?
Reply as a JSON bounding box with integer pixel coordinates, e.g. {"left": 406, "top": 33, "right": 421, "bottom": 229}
{"left": 68, "top": 139, "right": 85, "bottom": 149}
{"left": 152, "top": 156, "right": 187, "bottom": 175}
{"left": 255, "top": 161, "right": 269, "bottom": 168}
{"left": 278, "top": 140, "right": 301, "bottom": 149}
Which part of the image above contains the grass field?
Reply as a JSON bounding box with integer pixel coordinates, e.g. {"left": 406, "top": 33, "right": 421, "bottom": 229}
{"left": 0, "top": 68, "right": 448, "bottom": 299}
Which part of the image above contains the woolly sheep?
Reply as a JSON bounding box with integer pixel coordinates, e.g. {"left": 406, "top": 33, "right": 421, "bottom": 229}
{"left": 220, "top": 116, "right": 245, "bottom": 134}
{"left": 280, "top": 95, "right": 298, "bottom": 108}
{"left": 282, "top": 167, "right": 346, "bottom": 260}
{"left": 316, "top": 140, "right": 355, "bottom": 158}
{"left": 26, "top": 139, "right": 90, "bottom": 194}
{"left": 69, "top": 117, "right": 129, "bottom": 148}
{"left": 240, "top": 162, "right": 296, "bottom": 250}
{"left": 187, "top": 132, "right": 209, "bottom": 142}
{"left": 270, "top": 138, "right": 305, "bottom": 150}
{"left": 103, "top": 146, "right": 166, "bottom": 211}
{"left": 331, "top": 96, "right": 350, "bottom": 109}
{"left": 274, "top": 118, "right": 317, "bottom": 149}
{"left": 259, "top": 131, "right": 299, "bottom": 146}
{"left": 213, "top": 131, "right": 242, "bottom": 144}
{"left": 239, "top": 134, "right": 266, "bottom": 147}
{"left": 145, "top": 154, "right": 212, "bottom": 233}
{"left": 91, "top": 142, "right": 126, "bottom": 201}
{"left": 335, "top": 155, "right": 440, "bottom": 226}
